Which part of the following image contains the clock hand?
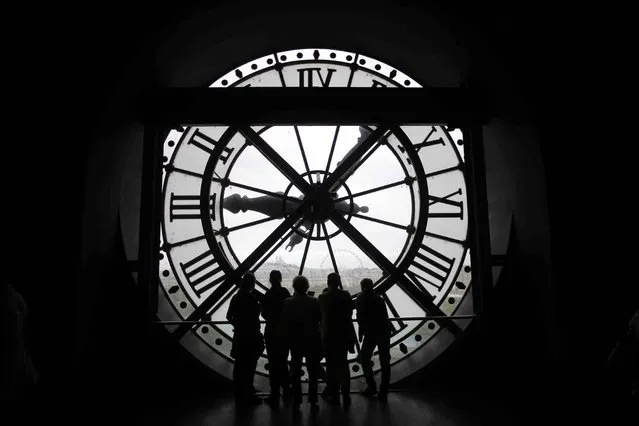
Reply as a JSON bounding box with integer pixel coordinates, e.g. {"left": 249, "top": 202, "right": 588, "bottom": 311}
{"left": 223, "top": 192, "right": 369, "bottom": 251}
{"left": 330, "top": 211, "right": 463, "bottom": 337}
{"left": 284, "top": 196, "right": 368, "bottom": 250}
{"left": 223, "top": 192, "right": 300, "bottom": 217}
{"left": 321, "top": 126, "right": 389, "bottom": 193}
{"left": 223, "top": 193, "right": 368, "bottom": 217}
{"left": 285, "top": 231, "right": 306, "bottom": 252}
{"left": 330, "top": 127, "right": 380, "bottom": 191}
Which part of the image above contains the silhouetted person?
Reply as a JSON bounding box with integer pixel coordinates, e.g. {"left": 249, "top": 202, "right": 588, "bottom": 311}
{"left": 227, "top": 272, "right": 263, "bottom": 405}
{"left": 355, "top": 278, "right": 391, "bottom": 401}
{"left": 318, "top": 287, "right": 333, "bottom": 398}
{"left": 260, "top": 270, "right": 292, "bottom": 404}
{"left": 2, "top": 279, "right": 39, "bottom": 409}
{"left": 607, "top": 306, "right": 639, "bottom": 405}
{"left": 281, "top": 275, "right": 322, "bottom": 413}
{"left": 318, "top": 273, "right": 356, "bottom": 407}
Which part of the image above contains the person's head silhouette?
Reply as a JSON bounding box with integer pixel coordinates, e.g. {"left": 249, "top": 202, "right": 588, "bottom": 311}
{"left": 327, "top": 272, "right": 341, "bottom": 290}
{"left": 269, "top": 270, "right": 282, "bottom": 287}
{"left": 239, "top": 272, "right": 255, "bottom": 293}
{"left": 292, "top": 275, "right": 309, "bottom": 295}
{"left": 360, "top": 278, "right": 374, "bottom": 293}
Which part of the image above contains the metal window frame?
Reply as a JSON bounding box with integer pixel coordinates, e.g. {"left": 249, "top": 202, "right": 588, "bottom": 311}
{"left": 137, "top": 87, "right": 493, "bottom": 323}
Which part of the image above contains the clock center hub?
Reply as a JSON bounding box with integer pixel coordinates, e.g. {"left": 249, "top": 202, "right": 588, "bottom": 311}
{"left": 309, "top": 186, "right": 337, "bottom": 223}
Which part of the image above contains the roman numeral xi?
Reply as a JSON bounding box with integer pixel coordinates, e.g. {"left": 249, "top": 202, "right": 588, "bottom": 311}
{"left": 428, "top": 189, "right": 463, "bottom": 219}
{"left": 187, "top": 129, "right": 234, "bottom": 164}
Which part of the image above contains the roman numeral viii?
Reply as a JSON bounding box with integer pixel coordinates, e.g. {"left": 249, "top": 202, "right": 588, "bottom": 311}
{"left": 179, "top": 251, "right": 226, "bottom": 297}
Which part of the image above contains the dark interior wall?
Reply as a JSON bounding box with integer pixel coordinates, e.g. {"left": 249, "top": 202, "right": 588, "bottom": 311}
{"left": 7, "top": 0, "right": 635, "bottom": 418}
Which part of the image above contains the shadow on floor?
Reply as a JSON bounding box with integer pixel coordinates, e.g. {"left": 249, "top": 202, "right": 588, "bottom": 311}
{"left": 137, "top": 388, "right": 513, "bottom": 426}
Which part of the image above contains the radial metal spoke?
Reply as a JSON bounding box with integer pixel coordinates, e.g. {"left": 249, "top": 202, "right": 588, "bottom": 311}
{"left": 239, "top": 126, "right": 312, "bottom": 194}
{"left": 320, "top": 126, "right": 389, "bottom": 192}
{"left": 214, "top": 178, "right": 301, "bottom": 204}
{"left": 324, "top": 126, "right": 340, "bottom": 176}
{"left": 164, "top": 234, "right": 206, "bottom": 249}
{"left": 425, "top": 231, "right": 466, "bottom": 246}
{"left": 425, "top": 164, "right": 462, "bottom": 179}
{"left": 218, "top": 216, "right": 280, "bottom": 234}
{"left": 333, "top": 178, "right": 410, "bottom": 203}
{"left": 329, "top": 212, "right": 463, "bottom": 336}
{"left": 294, "top": 126, "right": 312, "bottom": 183}
{"left": 322, "top": 222, "right": 339, "bottom": 275}
{"left": 348, "top": 212, "right": 408, "bottom": 231}
{"left": 298, "top": 226, "right": 312, "bottom": 275}
{"left": 173, "top": 198, "right": 313, "bottom": 338}
{"left": 166, "top": 165, "right": 204, "bottom": 179}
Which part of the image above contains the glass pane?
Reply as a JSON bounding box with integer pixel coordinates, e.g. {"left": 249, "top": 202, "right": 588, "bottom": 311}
{"left": 259, "top": 126, "right": 308, "bottom": 177}
{"left": 326, "top": 126, "right": 370, "bottom": 172}
{"left": 226, "top": 143, "right": 292, "bottom": 192}
{"left": 296, "top": 125, "right": 339, "bottom": 174}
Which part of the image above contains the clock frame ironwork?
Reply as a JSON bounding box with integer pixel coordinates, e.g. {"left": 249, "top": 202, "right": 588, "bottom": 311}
{"left": 136, "top": 49, "right": 492, "bottom": 388}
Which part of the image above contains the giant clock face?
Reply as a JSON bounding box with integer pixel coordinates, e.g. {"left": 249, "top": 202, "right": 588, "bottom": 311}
{"left": 158, "top": 48, "right": 473, "bottom": 389}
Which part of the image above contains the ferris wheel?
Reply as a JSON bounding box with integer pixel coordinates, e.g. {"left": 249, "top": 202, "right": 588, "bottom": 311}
{"left": 319, "top": 249, "right": 365, "bottom": 271}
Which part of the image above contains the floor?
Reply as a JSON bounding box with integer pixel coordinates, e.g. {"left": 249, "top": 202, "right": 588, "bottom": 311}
{"left": 137, "top": 389, "right": 514, "bottom": 426}
{"left": 8, "top": 384, "right": 637, "bottom": 426}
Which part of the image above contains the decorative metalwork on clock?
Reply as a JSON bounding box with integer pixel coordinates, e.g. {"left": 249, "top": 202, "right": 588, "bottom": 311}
{"left": 153, "top": 48, "right": 474, "bottom": 388}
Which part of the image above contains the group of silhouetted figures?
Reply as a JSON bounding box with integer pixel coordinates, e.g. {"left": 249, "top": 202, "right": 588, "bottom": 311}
{"left": 226, "top": 271, "right": 391, "bottom": 411}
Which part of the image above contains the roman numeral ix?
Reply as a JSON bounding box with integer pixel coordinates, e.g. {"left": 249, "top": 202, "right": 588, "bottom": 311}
{"left": 170, "top": 193, "right": 216, "bottom": 222}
